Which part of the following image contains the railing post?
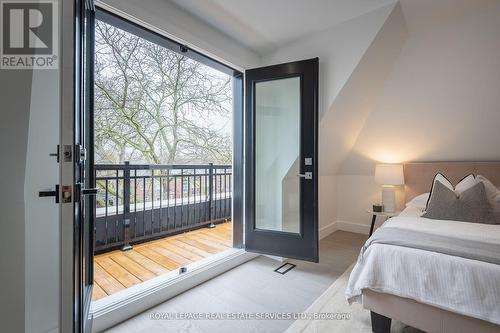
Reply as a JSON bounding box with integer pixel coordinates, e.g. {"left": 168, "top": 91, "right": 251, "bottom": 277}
{"left": 121, "top": 161, "right": 133, "bottom": 250}
{"left": 207, "top": 163, "right": 215, "bottom": 228}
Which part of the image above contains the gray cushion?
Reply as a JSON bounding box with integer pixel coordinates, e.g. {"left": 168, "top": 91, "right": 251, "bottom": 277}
{"left": 422, "top": 181, "right": 495, "bottom": 224}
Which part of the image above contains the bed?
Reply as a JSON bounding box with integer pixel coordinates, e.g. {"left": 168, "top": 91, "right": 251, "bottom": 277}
{"left": 345, "top": 162, "right": 500, "bottom": 333}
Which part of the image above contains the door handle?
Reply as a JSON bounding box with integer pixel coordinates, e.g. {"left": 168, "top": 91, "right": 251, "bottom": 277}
{"left": 297, "top": 172, "right": 313, "bottom": 180}
{"left": 39, "top": 185, "right": 60, "bottom": 203}
{"left": 82, "top": 188, "right": 99, "bottom": 195}
{"left": 74, "top": 184, "right": 99, "bottom": 203}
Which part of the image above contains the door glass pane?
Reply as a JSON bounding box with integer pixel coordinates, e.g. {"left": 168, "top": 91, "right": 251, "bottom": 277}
{"left": 255, "top": 77, "right": 300, "bottom": 233}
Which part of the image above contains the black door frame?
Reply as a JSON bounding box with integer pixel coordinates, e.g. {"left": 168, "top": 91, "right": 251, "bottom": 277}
{"left": 244, "top": 58, "right": 319, "bottom": 262}
{"left": 75, "top": 0, "right": 96, "bottom": 332}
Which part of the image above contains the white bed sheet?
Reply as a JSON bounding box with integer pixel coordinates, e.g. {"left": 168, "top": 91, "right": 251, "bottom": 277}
{"left": 346, "top": 207, "right": 500, "bottom": 325}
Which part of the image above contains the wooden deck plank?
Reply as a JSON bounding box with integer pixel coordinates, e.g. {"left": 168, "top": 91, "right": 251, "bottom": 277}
{"left": 91, "top": 283, "right": 108, "bottom": 301}
{"left": 134, "top": 247, "right": 180, "bottom": 271}
{"left": 195, "top": 231, "right": 232, "bottom": 247}
{"left": 148, "top": 244, "right": 192, "bottom": 266}
{"left": 96, "top": 256, "right": 142, "bottom": 288}
{"left": 93, "top": 222, "right": 232, "bottom": 301}
{"left": 155, "top": 240, "right": 204, "bottom": 261}
{"left": 214, "top": 228, "right": 232, "bottom": 237}
{"left": 197, "top": 228, "right": 232, "bottom": 242}
{"left": 177, "top": 237, "right": 224, "bottom": 254}
{"left": 94, "top": 263, "right": 125, "bottom": 295}
{"left": 209, "top": 226, "right": 232, "bottom": 238}
{"left": 167, "top": 239, "right": 213, "bottom": 258}
{"left": 185, "top": 235, "right": 230, "bottom": 251}
{"left": 109, "top": 253, "right": 156, "bottom": 282}
{"left": 122, "top": 251, "right": 170, "bottom": 276}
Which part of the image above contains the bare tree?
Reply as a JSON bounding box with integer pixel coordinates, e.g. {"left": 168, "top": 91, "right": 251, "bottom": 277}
{"left": 94, "top": 20, "right": 233, "bottom": 165}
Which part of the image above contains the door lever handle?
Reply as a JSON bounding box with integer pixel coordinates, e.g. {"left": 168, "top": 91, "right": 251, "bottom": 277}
{"left": 82, "top": 188, "right": 99, "bottom": 195}
{"left": 39, "top": 185, "right": 60, "bottom": 203}
{"left": 297, "top": 172, "right": 313, "bottom": 180}
{"left": 74, "top": 184, "right": 98, "bottom": 203}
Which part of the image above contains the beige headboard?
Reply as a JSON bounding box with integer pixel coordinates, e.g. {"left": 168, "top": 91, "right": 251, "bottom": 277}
{"left": 404, "top": 161, "right": 500, "bottom": 201}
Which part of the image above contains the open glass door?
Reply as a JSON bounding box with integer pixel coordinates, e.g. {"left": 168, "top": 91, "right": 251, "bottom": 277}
{"left": 60, "top": 0, "right": 95, "bottom": 332}
{"left": 79, "top": 1, "right": 96, "bottom": 332}
{"left": 245, "top": 58, "right": 319, "bottom": 262}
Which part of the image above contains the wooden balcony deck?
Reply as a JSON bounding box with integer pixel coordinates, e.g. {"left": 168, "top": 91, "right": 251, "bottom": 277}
{"left": 92, "top": 222, "right": 232, "bottom": 301}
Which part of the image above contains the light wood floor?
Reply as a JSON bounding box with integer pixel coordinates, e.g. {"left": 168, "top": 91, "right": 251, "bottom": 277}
{"left": 106, "top": 231, "right": 367, "bottom": 333}
{"left": 93, "top": 222, "right": 233, "bottom": 301}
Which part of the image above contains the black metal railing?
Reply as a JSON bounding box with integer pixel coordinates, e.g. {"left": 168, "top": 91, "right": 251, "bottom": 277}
{"left": 94, "top": 162, "right": 232, "bottom": 253}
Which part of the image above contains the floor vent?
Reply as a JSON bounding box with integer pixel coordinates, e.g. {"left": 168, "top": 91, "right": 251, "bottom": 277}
{"left": 274, "top": 263, "right": 296, "bottom": 275}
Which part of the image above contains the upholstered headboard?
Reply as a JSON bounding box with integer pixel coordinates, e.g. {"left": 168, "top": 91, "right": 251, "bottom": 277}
{"left": 404, "top": 162, "right": 500, "bottom": 201}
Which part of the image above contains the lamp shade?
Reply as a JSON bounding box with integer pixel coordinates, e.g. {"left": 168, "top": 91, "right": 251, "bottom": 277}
{"left": 374, "top": 164, "right": 404, "bottom": 185}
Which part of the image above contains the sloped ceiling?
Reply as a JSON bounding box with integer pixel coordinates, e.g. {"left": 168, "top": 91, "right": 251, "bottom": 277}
{"left": 339, "top": 0, "right": 500, "bottom": 175}
{"left": 167, "top": 0, "right": 397, "bottom": 56}
{"left": 319, "top": 2, "right": 408, "bottom": 176}
{"left": 164, "top": 0, "right": 500, "bottom": 178}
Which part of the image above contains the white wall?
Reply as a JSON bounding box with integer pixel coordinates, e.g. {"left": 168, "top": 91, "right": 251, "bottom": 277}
{"left": 0, "top": 68, "right": 33, "bottom": 333}
{"left": 98, "top": 0, "right": 261, "bottom": 69}
{"left": 262, "top": 3, "right": 399, "bottom": 230}
{"left": 0, "top": 5, "right": 61, "bottom": 333}
{"left": 263, "top": 3, "right": 396, "bottom": 120}
{"left": 336, "top": 0, "right": 500, "bottom": 228}
{"left": 24, "top": 70, "right": 60, "bottom": 333}
{"left": 263, "top": 0, "right": 500, "bottom": 234}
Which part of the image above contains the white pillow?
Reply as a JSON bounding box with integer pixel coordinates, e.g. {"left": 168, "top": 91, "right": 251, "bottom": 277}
{"left": 454, "top": 174, "right": 477, "bottom": 195}
{"left": 477, "top": 175, "right": 500, "bottom": 213}
{"left": 405, "top": 193, "right": 430, "bottom": 210}
{"left": 431, "top": 173, "right": 476, "bottom": 195}
{"left": 433, "top": 173, "right": 454, "bottom": 191}
{"left": 426, "top": 173, "right": 477, "bottom": 210}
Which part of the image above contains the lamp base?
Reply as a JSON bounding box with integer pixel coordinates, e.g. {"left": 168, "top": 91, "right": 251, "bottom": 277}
{"left": 381, "top": 187, "right": 396, "bottom": 213}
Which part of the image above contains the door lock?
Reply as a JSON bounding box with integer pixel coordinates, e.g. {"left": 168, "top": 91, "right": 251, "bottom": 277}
{"left": 62, "top": 145, "right": 72, "bottom": 162}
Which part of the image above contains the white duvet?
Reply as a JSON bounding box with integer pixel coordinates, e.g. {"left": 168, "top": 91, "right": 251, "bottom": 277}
{"left": 345, "top": 207, "right": 500, "bottom": 325}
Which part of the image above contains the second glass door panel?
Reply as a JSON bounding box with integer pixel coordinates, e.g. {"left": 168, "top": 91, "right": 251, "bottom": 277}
{"left": 255, "top": 76, "right": 300, "bottom": 233}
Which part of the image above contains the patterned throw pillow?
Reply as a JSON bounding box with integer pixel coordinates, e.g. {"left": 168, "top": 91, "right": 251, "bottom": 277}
{"left": 422, "top": 181, "right": 494, "bottom": 224}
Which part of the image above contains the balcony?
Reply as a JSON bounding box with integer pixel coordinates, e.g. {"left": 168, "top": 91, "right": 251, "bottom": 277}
{"left": 93, "top": 163, "right": 232, "bottom": 301}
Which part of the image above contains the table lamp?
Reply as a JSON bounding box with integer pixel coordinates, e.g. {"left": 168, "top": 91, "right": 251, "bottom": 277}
{"left": 374, "top": 164, "right": 404, "bottom": 213}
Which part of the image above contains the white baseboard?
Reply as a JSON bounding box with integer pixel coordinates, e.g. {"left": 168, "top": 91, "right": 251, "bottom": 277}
{"left": 91, "top": 249, "right": 258, "bottom": 332}
{"left": 335, "top": 220, "right": 370, "bottom": 235}
{"left": 320, "top": 220, "right": 372, "bottom": 238}
{"left": 319, "top": 221, "right": 338, "bottom": 239}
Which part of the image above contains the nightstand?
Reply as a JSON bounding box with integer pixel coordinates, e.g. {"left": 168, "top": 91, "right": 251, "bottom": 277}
{"left": 366, "top": 210, "right": 400, "bottom": 237}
